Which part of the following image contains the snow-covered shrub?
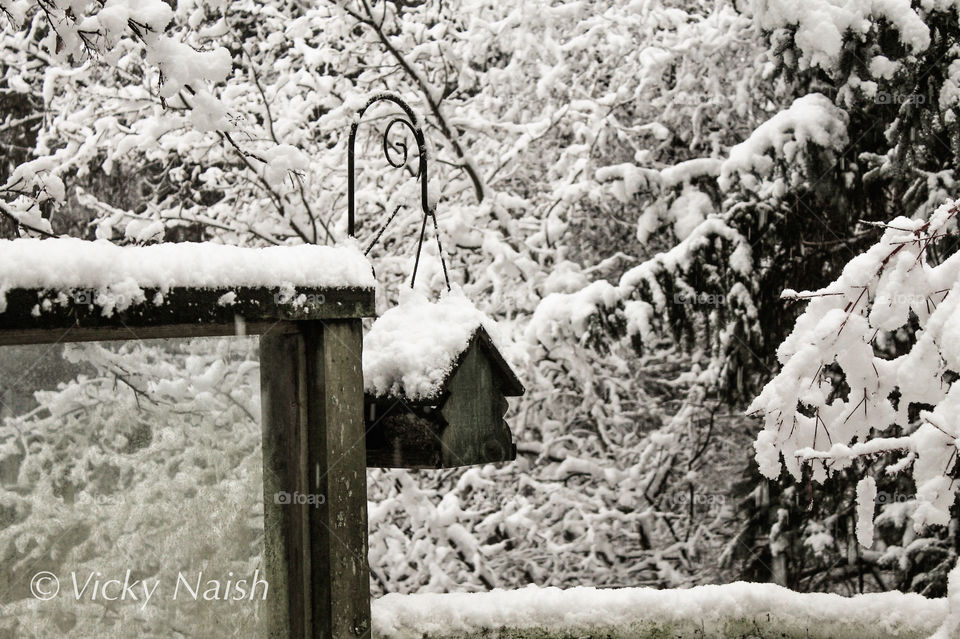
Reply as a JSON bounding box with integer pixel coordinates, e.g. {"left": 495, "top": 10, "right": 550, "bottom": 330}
{"left": 751, "top": 198, "right": 960, "bottom": 635}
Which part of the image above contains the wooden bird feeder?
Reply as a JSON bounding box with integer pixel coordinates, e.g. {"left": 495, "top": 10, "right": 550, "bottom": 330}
{"left": 348, "top": 92, "right": 526, "bottom": 470}
{"left": 365, "top": 325, "right": 524, "bottom": 469}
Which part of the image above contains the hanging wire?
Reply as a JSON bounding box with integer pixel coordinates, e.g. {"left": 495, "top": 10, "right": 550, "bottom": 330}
{"left": 347, "top": 93, "right": 451, "bottom": 290}
{"left": 363, "top": 204, "right": 402, "bottom": 256}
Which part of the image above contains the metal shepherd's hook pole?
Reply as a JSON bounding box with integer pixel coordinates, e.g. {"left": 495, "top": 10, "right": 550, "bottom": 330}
{"left": 347, "top": 93, "right": 451, "bottom": 290}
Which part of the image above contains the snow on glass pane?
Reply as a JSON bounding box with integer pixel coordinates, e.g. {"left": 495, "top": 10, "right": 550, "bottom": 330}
{"left": 0, "top": 337, "right": 265, "bottom": 637}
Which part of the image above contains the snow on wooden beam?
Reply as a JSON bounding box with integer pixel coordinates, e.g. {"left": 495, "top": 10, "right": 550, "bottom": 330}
{"left": 0, "top": 238, "right": 376, "bottom": 344}
{"left": 0, "top": 285, "right": 375, "bottom": 345}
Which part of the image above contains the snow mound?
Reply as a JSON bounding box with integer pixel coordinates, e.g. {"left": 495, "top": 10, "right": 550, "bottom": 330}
{"left": 743, "top": 0, "right": 930, "bottom": 73}
{"left": 372, "top": 582, "right": 946, "bottom": 639}
{"left": 363, "top": 290, "right": 502, "bottom": 401}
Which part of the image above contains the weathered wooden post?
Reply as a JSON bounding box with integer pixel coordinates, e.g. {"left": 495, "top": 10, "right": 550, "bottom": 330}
{"left": 261, "top": 319, "right": 371, "bottom": 639}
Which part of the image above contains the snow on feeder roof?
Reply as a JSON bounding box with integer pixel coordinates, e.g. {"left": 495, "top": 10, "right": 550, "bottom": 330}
{"left": 362, "top": 291, "right": 523, "bottom": 469}
{"left": 362, "top": 291, "right": 522, "bottom": 401}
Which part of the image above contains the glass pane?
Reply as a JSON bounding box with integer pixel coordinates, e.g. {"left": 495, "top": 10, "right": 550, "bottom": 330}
{"left": 0, "top": 337, "right": 264, "bottom": 637}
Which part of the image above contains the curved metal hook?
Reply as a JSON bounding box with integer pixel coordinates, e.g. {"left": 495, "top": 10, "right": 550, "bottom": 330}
{"left": 347, "top": 93, "right": 449, "bottom": 290}
{"left": 347, "top": 93, "right": 430, "bottom": 237}
{"left": 382, "top": 118, "right": 420, "bottom": 176}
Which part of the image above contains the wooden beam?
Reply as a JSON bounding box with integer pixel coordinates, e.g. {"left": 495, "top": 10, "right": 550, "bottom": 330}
{"left": 260, "top": 320, "right": 371, "bottom": 639}
{"left": 0, "top": 286, "right": 374, "bottom": 345}
{"left": 0, "top": 321, "right": 298, "bottom": 346}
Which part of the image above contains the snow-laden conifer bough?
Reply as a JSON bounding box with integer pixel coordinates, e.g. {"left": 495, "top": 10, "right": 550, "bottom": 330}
{"left": 751, "top": 198, "right": 960, "bottom": 639}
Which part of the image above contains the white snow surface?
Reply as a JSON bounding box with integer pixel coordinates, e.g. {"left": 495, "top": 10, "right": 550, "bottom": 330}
{"left": 0, "top": 237, "right": 375, "bottom": 313}
{"left": 372, "top": 582, "right": 946, "bottom": 638}
{"left": 363, "top": 289, "right": 502, "bottom": 401}
{"left": 669, "top": 184, "right": 714, "bottom": 240}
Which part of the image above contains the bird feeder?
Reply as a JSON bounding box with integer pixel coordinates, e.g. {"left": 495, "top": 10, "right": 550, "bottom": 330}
{"left": 348, "top": 93, "right": 524, "bottom": 469}
{"left": 361, "top": 294, "right": 524, "bottom": 469}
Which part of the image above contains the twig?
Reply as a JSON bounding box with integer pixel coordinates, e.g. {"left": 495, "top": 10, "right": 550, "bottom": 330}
{"left": 343, "top": 0, "right": 485, "bottom": 203}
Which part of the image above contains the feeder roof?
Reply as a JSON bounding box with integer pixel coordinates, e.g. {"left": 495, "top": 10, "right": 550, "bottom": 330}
{"left": 362, "top": 291, "right": 523, "bottom": 402}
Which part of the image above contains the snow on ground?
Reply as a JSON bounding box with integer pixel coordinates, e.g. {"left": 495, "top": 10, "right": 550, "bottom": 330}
{"left": 363, "top": 289, "right": 501, "bottom": 401}
{"left": 372, "top": 582, "right": 946, "bottom": 639}
{"left": 0, "top": 237, "right": 375, "bottom": 314}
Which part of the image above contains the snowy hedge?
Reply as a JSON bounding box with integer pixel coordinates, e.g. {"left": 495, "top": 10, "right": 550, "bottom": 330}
{"left": 372, "top": 583, "right": 944, "bottom": 639}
